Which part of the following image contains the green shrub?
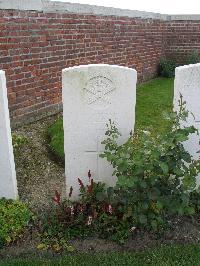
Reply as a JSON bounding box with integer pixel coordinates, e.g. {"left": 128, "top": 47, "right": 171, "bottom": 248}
{"left": 186, "top": 51, "right": 200, "bottom": 65}
{"left": 159, "top": 51, "right": 200, "bottom": 78}
{"left": 159, "top": 58, "right": 176, "bottom": 77}
{"left": 43, "top": 98, "right": 200, "bottom": 246}
{"left": 100, "top": 96, "right": 200, "bottom": 231}
{"left": 0, "top": 198, "right": 32, "bottom": 248}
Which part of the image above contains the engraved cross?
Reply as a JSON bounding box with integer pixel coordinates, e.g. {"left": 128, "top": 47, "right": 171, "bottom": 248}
{"left": 85, "top": 135, "right": 103, "bottom": 179}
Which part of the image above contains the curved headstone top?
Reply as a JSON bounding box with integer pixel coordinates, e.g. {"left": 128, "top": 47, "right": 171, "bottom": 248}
{"left": 0, "top": 70, "right": 18, "bottom": 199}
{"left": 62, "top": 64, "right": 137, "bottom": 199}
{"left": 62, "top": 64, "right": 137, "bottom": 72}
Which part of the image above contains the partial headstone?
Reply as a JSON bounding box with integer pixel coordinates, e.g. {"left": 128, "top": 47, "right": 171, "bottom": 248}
{"left": 62, "top": 64, "right": 137, "bottom": 199}
{"left": 174, "top": 64, "right": 200, "bottom": 182}
{"left": 0, "top": 70, "right": 18, "bottom": 199}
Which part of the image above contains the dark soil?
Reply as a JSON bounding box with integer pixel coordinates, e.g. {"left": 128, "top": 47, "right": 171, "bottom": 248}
{"left": 1, "top": 216, "right": 200, "bottom": 259}
{"left": 1, "top": 115, "right": 200, "bottom": 259}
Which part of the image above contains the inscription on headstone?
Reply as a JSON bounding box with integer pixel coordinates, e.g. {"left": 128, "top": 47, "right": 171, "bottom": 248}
{"left": 84, "top": 76, "right": 115, "bottom": 107}
{"left": 62, "top": 64, "right": 137, "bottom": 199}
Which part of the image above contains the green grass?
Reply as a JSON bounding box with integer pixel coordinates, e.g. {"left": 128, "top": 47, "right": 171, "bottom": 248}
{"left": 48, "top": 77, "right": 174, "bottom": 160}
{"left": 135, "top": 77, "right": 174, "bottom": 134}
{"left": 1, "top": 244, "right": 200, "bottom": 265}
{"left": 48, "top": 118, "right": 64, "bottom": 161}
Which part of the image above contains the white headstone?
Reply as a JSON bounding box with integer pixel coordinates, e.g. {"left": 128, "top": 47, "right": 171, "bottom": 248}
{"left": 62, "top": 64, "right": 137, "bottom": 199}
{"left": 174, "top": 64, "right": 200, "bottom": 182}
{"left": 0, "top": 70, "right": 18, "bottom": 199}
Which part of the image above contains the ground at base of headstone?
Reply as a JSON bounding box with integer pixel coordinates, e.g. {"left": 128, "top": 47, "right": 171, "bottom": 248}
{"left": 13, "top": 113, "right": 65, "bottom": 212}
{"left": 2, "top": 107, "right": 199, "bottom": 260}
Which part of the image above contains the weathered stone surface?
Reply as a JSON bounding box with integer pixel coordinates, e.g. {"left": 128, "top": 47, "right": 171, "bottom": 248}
{"left": 174, "top": 64, "right": 200, "bottom": 182}
{"left": 62, "top": 64, "right": 137, "bottom": 199}
{"left": 0, "top": 70, "right": 18, "bottom": 199}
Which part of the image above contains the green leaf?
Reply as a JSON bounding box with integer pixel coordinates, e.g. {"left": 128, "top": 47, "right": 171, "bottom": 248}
{"left": 116, "top": 159, "right": 124, "bottom": 166}
{"left": 182, "top": 175, "right": 196, "bottom": 190}
{"left": 107, "top": 187, "right": 114, "bottom": 198}
{"left": 186, "top": 207, "right": 195, "bottom": 215}
{"left": 66, "top": 245, "right": 75, "bottom": 252}
{"left": 160, "top": 162, "right": 169, "bottom": 174}
{"left": 142, "top": 202, "right": 149, "bottom": 210}
{"left": 140, "top": 181, "right": 147, "bottom": 189}
{"left": 156, "top": 201, "right": 163, "bottom": 210}
{"left": 96, "top": 192, "right": 105, "bottom": 202}
{"left": 117, "top": 176, "right": 127, "bottom": 187}
{"left": 150, "top": 220, "right": 158, "bottom": 230}
{"left": 135, "top": 167, "right": 144, "bottom": 175}
{"left": 182, "top": 152, "right": 192, "bottom": 163}
{"left": 173, "top": 168, "right": 183, "bottom": 176}
{"left": 117, "top": 175, "right": 135, "bottom": 187}
{"left": 178, "top": 207, "right": 185, "bottom": 215}
{"left": 139, "top": 215, "right": 147, "bottom": 224}
{"left": 176, "top": 133, "right": 188, "bottom": 142}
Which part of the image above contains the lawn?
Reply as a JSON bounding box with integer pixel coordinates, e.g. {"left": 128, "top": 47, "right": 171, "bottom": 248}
{"left": 135, "top": 77, "right": 174, "bottom": 134}
{"left": 48, "top": 77, "right": 174, "bottom": 160}
{"left": 1, "top": 244, "right": 200, "bottom": 266}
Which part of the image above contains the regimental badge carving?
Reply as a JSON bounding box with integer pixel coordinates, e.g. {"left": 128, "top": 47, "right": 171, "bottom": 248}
{"left": 84, "top": 76, "right": 115, "bottom": 106}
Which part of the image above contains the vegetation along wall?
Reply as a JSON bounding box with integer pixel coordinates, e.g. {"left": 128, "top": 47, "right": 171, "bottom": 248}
{"left": 165, "top": 18, "right": 200, "bottom": 64}
{"left": 0, "top": 0, "right": 200, "bottom": 125}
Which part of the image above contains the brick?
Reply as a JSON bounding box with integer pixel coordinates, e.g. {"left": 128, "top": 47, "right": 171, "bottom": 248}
{"left": 0, "top": 9, "right": 198, "bottom": 122}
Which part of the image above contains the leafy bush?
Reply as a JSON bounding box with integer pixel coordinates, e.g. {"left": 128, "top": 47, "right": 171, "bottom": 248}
{"left": 159, "top": 51, "right": 200, "bottom": 78}
{"left": 186, "top": 51, "right": 200, "bottom": 65}
{"left": 159, "top": 58, "right": 177, "bottom": 77}
{"left": 100, "top": 96, "right": 200, "bottom": 231}
{"left": 42, "top": 98, "right": 200, "bottom": 246}
{"left": 0, "top": 198, "right": 32, "bottom": 248}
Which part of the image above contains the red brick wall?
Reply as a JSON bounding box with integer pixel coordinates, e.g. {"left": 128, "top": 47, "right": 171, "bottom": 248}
{"left": 165, "top": 20, "right": 200, "bottom": 63}
{"left": 0, "top": 10, "right": 166, "bottom": 124}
